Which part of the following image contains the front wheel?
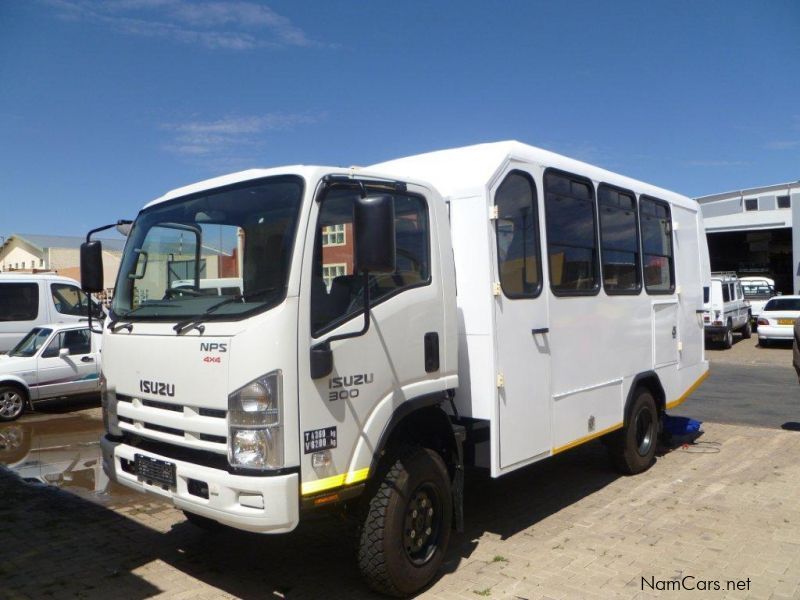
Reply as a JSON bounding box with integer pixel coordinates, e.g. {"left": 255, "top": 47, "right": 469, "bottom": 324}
{"left": 358, "top": 447, "right": 452, "bottom": 597}
{"left": 0, "top": 386, "right": 26, "bottom": 422}
{"left": 608, "top": 388, "right": 659, "bottom": 475}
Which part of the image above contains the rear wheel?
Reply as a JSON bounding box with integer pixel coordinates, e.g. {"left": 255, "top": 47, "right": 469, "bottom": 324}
{"left": 0, "top": 386, "right": 26, "bottom": 422}
{"left": 741, "top": 319, "right": 752, "bottom": 339}
{"left": 608, "top": 388, "right": 659, "bottom": 475}
{"left": 721, "top": 324, "right": 733, "bottom": 349}
{"left": 759, "top": 338, "right": 771, "bottom": 348}
{"left": 358, "top": 447, "right": 452, "bottom": 597}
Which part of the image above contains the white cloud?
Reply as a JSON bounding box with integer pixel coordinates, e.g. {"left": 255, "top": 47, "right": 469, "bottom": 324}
{"left": 764, "top": 140, "right": 800, "bottom": 150}
{"left": 160, "top": 113, "right": 322, "bottom": 166}
{"left": 45, "top": 0, "right": 317, "bottom": 49}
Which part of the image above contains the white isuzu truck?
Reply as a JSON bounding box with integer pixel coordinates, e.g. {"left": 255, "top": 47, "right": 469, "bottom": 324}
{"left": 81, "top": 141, "right": 710, "bottom": 596}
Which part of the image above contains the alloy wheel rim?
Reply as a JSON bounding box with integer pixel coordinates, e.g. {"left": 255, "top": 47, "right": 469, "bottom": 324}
{"left": 0, "top": 391, "right": 23, "bottom": 419}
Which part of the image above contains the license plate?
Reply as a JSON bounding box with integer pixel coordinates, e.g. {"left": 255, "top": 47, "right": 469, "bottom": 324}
{"left": 135, "top": 454, "right": 176, "bottom": 487}
{"left": 778, "top": 318, "right": 796, "bottom": 326}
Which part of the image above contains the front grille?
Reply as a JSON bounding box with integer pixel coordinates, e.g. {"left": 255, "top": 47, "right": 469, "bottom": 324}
{"left": 144, "top": 422, "right": 184, "bottom": 437}
{"left": 114, "top": 393, "right": 228, "bottom": 453}
{"left": 142, "top": 399, "right": 182, "bottom": 412}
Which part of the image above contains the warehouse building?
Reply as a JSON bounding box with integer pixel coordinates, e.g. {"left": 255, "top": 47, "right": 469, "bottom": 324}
{"left": 696, "top": 181, "right": 800, "bottom": 294}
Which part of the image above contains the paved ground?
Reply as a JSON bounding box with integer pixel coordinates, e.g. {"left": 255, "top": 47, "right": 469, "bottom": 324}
{"left": 1, "top": 338, "right": 799, "bottom": 599}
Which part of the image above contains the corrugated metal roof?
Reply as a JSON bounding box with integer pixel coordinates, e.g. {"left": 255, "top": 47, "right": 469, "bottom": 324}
{"left": 7, "top": 234, "right": 127, "bottom": 252}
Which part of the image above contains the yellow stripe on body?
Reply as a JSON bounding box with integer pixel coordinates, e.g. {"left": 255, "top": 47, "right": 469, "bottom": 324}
{"left": 301, "top": 467, "right": 370, "bottom": 496}
{"left": 551, "top": 368, "right": 711, "bottom": 455}
{"left": 665, "top": 369, "right": 710, "bottom": 410}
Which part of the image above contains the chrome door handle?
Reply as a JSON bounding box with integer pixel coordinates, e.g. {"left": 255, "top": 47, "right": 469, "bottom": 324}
{"left": 531, "top": 327, "right": 549, "bottom": 335}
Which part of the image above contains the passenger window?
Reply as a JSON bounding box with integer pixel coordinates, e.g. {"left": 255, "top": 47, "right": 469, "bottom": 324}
{"left": 640, "top": 197, "right": 675, "bottom": 293}
{"left": 51, "top": 283, "right": 91, "bottom": 317}
{"left": 495, "top": 171, "right": 541, "bottom": 298}
{"left": 545, "top": 171, "right": 599, "bottom": 294}
{"left": 598, "top": 185, "right": 640, "bottom": 294}
{"left": 42, "top": 329, "right": 91, "bottom": 358}
{"left": 722, "top": 284, "right": 730, "bottom": 303}
{"left": 0, "top": 283, "right": 39, "bottom": 321}
{"left": 310, "top": 187, "right": 430, "bottom": 336}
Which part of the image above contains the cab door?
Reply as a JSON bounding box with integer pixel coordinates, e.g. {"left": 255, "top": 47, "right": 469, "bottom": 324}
{"left": 492, "top": 170, "right": 551, "bottom": 469}
{"left": 37, "top": 328, "right": 98, "bottom": 398}
{"left": 296, "top": 182, "right": 447, "bottom": 492}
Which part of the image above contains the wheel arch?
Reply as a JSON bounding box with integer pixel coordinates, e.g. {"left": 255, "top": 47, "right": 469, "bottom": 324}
{"left": 624, "top": 371, "right": 666, "bottom": 424}
{"left": 0, "top": 376, "right": 31, "bottom": 400}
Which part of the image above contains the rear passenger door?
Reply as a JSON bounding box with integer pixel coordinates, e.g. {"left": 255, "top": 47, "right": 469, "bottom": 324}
{"left": 492, "top": 169, "right": 551, "bottom": 468}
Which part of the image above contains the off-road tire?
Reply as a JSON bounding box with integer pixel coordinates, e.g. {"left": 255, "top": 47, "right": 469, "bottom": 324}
{"left": 358, "top": 447, "right": 452, "bottom": 597}
{"left": 607, "top": 388, "right": 659, "bottom": 475}
{"left": 741, "top": 319, "right": 752, "bottom": 339}
{"left": 0, "top": 385, "right": 26, "bottom": 422}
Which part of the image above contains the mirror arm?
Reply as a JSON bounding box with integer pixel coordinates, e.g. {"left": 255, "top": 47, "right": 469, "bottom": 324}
{"left": 310, "top": 272, "right": 371, "bottom": 379}
{"left": 84, "top": 220, "right": 131, "bottom": 334}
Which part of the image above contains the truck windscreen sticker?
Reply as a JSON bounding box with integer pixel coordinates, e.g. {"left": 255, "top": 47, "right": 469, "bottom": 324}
{"left": 304, "top": 427, "right": 337, "bottom": 454}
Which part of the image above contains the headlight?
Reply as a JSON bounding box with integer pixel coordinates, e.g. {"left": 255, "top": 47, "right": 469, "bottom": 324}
{"left": 228, "top": 370, "right": 283, "bottom": 470}
{"left": 100, "top": 371, "right": 121, "bottom": 437}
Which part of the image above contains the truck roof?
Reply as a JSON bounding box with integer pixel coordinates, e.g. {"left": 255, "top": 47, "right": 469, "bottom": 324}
{"left": 0, "top": 273, "right": 80, "bottom": 285}
{"left": 370, "top": 140, "right": 698, "bottom": 210}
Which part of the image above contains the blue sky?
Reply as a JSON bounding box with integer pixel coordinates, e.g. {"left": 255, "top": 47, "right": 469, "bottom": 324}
{"left": 1, "top": 0, "right": 798, "bottom": 237}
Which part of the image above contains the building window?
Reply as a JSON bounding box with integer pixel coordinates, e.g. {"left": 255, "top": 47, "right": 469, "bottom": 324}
{"left": 640, "top": 196, "right": 675, "bottom": 294}
{"left": 544, "top": 170, "right": 599, "bottom": 295}
{"left": 322, "top": 263, "right": 346, "bottom": 291}
{"left": 322, "top": 224, "right": 346, "bottom": 247}
{"left": 495, "top": 171, "right": 542, "bottom": 298}
{"left": 777, "top": 195, "right": 791, "bottom": 209}
{"left": 744, "top": 198, "right": 758, "bottom": 211}
{"left": 598, "top": 184, "right": 641, "bottom": 294}
{"left": 40, "top": 258, "right": 45, "bottom": 267}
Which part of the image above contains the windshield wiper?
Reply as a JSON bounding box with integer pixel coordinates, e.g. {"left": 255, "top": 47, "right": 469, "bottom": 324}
{"left": 173, "top": 287, "right": 279, "bottom": 334}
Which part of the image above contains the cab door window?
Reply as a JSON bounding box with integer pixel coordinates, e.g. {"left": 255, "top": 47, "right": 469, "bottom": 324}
{"left": 42, "top": 329, "right": 91, "bottom": 358}
{"left": 310, "top": 187, "right": 430, "bottom": 336}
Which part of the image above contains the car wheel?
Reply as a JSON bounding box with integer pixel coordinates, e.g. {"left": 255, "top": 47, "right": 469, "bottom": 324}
{"left": 741, "top": 319, "right": 752, "bottom": 339}
{"left": 607, "top": 388, "right": 659, "bottom": 475}
{"left": 759, "top": 338, "right": 770, "bottom": 348}
{"left": 722, "top": 326, "right": 733, "bottom": 349}
{"left": 358, "top": 446, "right": 452, "bottom": 597}
{"left": 0, "top": 386, "right": 26, "bottom": 422}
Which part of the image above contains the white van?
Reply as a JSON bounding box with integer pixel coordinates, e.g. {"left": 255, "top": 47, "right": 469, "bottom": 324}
{"left": 0, "top": 273, "right": 103, "bottom": 353}
{"left": 170, "top": 277, "right": 243, "bottom": 297}
{"left": 702, "top": 272, "right": 751, "bottom": 348}
{"left": 739, "top": 276, "right": 777, "bottom": 323}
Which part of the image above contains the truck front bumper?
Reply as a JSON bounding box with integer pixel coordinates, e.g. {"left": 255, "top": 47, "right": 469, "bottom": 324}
{"left": 101, "top": 435, "right": 299, "bottom": 534}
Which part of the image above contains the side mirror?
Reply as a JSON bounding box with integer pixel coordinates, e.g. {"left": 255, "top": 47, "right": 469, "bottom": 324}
{"left": 354, "top": 195, "right": 396, "bottom": 274}
{"left": 80, "top": 241, "right": 104, "bottom": 293}
{"left": 58, "top": 348, "right": 69, "bottom": 359}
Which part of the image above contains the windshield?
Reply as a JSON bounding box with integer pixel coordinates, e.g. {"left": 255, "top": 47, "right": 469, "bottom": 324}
{"left": 10, "top": 328, "right": 52, "bottom": 357}
{"left": 765, "top": 298, "right": 800, "bottom": 312}
{"left": 112, "top": 176, "right": 304, "bottom": 321}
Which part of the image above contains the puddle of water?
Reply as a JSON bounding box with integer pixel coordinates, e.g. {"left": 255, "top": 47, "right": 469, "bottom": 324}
{"left": 0, "top": 413, "right": 142, "bottom": 507}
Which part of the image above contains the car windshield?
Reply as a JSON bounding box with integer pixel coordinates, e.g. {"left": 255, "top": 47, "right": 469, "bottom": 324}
{"left": 9, "top": 328, "right": 52, "bottom": 357}
{"left": 112, "top": 176, "right": 304, "bottom": 321}
{"left": 764, "top": 298, "right": 800, "bottom": 312}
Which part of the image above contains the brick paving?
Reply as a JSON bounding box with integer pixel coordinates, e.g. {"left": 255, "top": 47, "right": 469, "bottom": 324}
{"left": 3, "top": 418, "right": 800, "bottom": 599}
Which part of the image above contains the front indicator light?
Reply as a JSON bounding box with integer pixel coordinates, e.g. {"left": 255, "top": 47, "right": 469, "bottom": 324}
{"left": 228, "top": 370, "right": 283, "bottom": 470}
